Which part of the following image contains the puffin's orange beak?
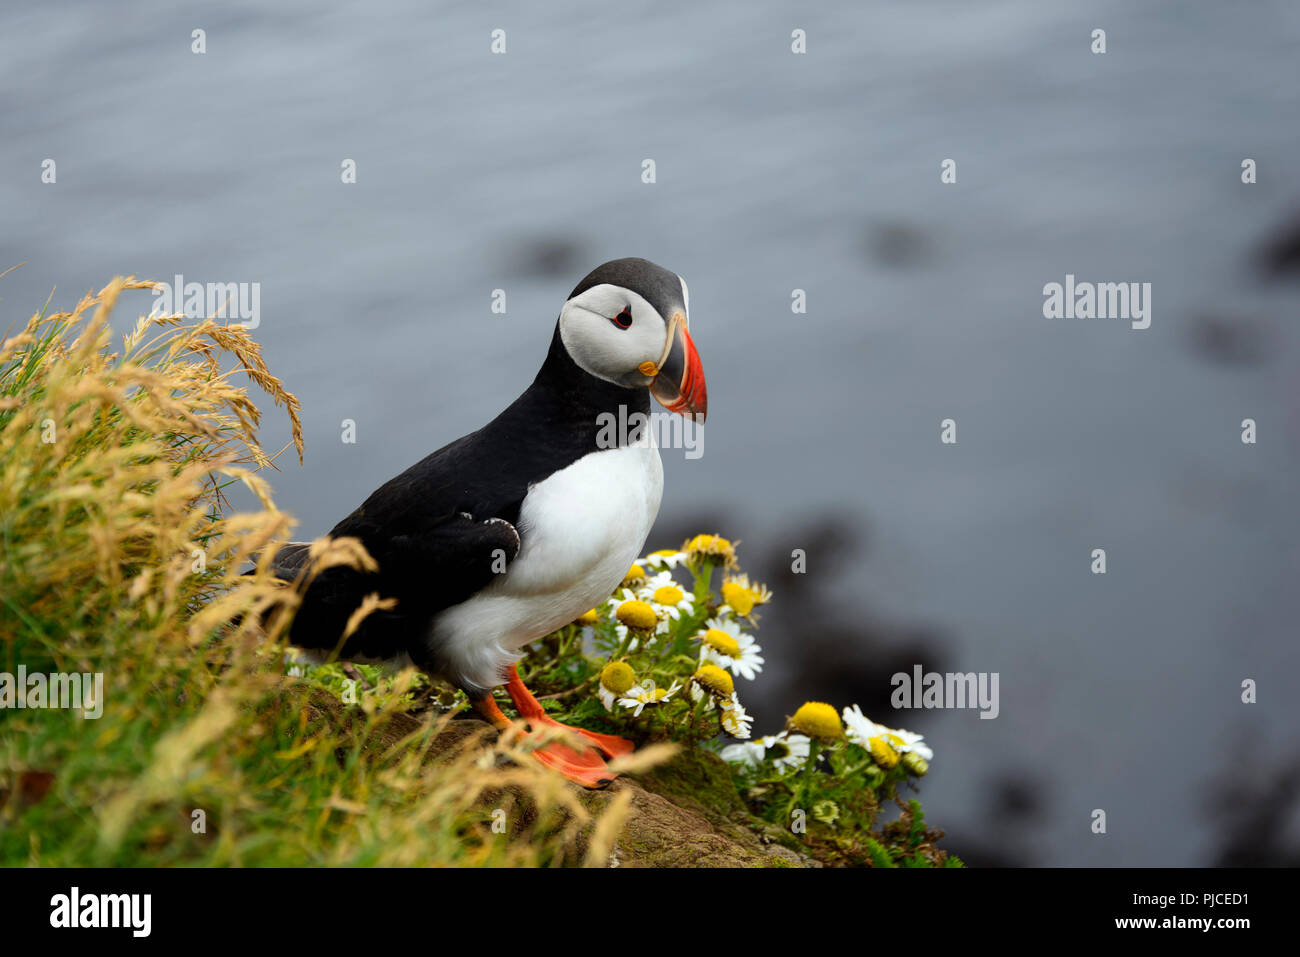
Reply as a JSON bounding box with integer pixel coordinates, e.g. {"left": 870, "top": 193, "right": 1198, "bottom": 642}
{"left": 645, "top": 312, "right": 707, "bottom": 424}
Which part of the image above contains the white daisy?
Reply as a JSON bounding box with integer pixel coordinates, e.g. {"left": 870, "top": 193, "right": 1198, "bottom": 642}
{"left": 609, "top": 598, "right": 663, "bottom": 648}
{"left": 618, "top": 679, "right": 681, "bottom": 716}
{"left": 604, "top": 588, "right": 638, "bottom": 612}
{"left": 719, "top": 740, "right": 765, "bottom": 765}
{"left": 762, "top": 732, "right": 813, "bottom": 773}
{"left": 688, "top": 664, "right": 733, "bottom": 709}
{"left": 642, "top": 549, "right": 688, "bottom": 570}
{"left": 720, "top": 693, "right": 753, "bottom": 739}
{"left": 889, "top": 727, "right": 933, "bottom": 761}
{"left": 637, "top": 571, "right": 694, "bottom": 621}
{"left": 697, "top": 617, "right": 764, "bottom": 681}
{"left": 617, "top": 684, "right": 654, "bottom": 716}
{"left": 719, "top": 574, "right": 773, "bottom": 618}
{"left": 841, "top": 704, "right": 892, "bottom": 748}
{"left": 597, "top": 661, "right": 637, "bottom": 712}
{"left": 842, "top": 704, "right": 929, "bottom": 768}
{"left": 688, "top": 681, "right": 713, "bottom": 708}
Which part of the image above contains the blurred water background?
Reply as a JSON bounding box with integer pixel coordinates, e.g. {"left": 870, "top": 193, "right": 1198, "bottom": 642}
{"left": 3, "top": 0, "right": 1299, "bottom": 865}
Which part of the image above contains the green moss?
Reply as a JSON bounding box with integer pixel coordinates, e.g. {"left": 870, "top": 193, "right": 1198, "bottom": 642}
{"left": 635, "top": 748, "right": 747, "bottom": 821}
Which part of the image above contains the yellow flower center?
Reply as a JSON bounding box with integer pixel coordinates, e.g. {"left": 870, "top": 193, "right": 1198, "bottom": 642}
{"left": 575, "top": 608, "right": 600, "bottom": 626}
{"left": 692, "top": 664, "right": 734, "bottom": 698}
{"left": 790, "top": 701, "right": 843, "bottom": 740}
{"left": 682, "top": 533, "right": 736, "bottom": 565}
{"left": 721, "top": 581, "right": 755, "bottom": 616}
{"left": 621, "top": 564, "right": 646, "bottom": 586}
{"left": 702, "top": 628, "right": 741, "bottom": 658}
{"left": 600, "top": 661, "right": 636, "bottom": 694}
{"left": 653, "top": 585, "right": 684, "bottom": 606}
{"left": 615, "top": 599, "right": 657, "bottom": 630}
{"left": 868, "top": 735, "right": 901, "bottom": 769}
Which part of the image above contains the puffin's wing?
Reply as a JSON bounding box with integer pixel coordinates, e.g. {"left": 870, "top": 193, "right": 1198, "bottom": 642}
{"left": 379, "top": 512, "right": 522, "bottom": 600}
{"left": 272, "top": 511, "right": 522, "bottom": 659}
{"left": 266, "top": 513, "right": 521, "bottom": 589}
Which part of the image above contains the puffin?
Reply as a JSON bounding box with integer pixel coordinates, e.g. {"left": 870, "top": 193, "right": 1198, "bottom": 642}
{"left": 269, "top": 257, "right": 706, "bottom": 788}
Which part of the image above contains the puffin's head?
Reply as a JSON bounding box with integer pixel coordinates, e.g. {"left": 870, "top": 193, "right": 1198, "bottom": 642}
{"left": 558, "top": 257, "right": 707, "bottom": 424}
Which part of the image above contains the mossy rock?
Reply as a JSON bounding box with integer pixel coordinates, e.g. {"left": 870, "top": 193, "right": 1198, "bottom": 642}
{"left": 591, "top": 748, "right": 813, "bottom": 867}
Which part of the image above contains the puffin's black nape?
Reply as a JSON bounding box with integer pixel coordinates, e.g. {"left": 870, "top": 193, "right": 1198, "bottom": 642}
{"left": 567, "top": 257, "right": 685, "bottom": 321}
{"left": 534, "top": 320, "right": 653, "bottom": 417}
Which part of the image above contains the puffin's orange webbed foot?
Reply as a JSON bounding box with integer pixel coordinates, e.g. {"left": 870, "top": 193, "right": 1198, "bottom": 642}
{"left": 471, "top": 668, "right": 634, "bottom": 789}
{"left": 524, "top": 730, "right": 618, "bottom": 789}
{"left": 567, "top": 724, "right": 635, "bottom": 759}
{"left": 504, "top": 663, "right": 635, "bottom": 758}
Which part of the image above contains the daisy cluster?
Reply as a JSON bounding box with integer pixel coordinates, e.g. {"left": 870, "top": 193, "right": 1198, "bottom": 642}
{"left": 721, "top": 702, "right": 933, "bottom": 780}
{"left": 534, "top": 533, "right": 948, "bottom": 861}
{"left": 578, "top": 534, "right": 770, "bottom": 743}
{"left": 714, "top": 698, "right": 937, "bottom": 847}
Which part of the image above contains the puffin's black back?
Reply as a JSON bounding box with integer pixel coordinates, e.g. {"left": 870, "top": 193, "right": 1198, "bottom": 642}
{"left": 275, "top": 322, "right": 652, "bottom": 667}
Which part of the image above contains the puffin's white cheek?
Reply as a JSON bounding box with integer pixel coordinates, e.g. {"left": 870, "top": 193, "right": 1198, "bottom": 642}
{"left": 619, "top": 325, "right": 660, "bottom": 370}
{"left": 577, "top": 329, "right": 649, "bottom": 382}
{"left": 558, "top": 288, "right": 668, "bottom": 384}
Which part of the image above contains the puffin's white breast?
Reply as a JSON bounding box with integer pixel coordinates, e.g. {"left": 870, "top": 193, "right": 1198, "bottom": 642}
{"left": 429, "top": 435, "right": 663, "bottom": 691}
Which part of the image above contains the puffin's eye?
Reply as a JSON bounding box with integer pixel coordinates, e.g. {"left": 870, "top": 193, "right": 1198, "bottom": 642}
{"left": 611, "top": 306, "right": 633, "bottom": 329}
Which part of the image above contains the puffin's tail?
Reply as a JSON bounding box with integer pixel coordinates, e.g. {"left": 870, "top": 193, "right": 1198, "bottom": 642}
{"left": 243, "top": 541, "right": 315, "bottom": 582}
{"left": 245, "top": 540, "right": 403, "bottom": 658}
{"left": 263, "top": 541, "right": 316, "bottom": 581}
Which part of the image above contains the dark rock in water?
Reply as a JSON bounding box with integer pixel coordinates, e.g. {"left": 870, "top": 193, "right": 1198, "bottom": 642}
{"left": 508, "top": 237, "right": 586, "bottom": 279}
{"left": 992, "top": 772, "right": 1045, "bottom": 822}
{"left": 1188, "top": 314, "right": 1273, "bottom": 367}
{"left": 866, "top": 221, "right": 933, "bottom": 268}
{"left": 1255, "top": 210, "right": 1300, "bottom": 277}
{"left": 942, "top": 770, "right": 1046, "bottom": 867}
{"left": 797, "top": 628, "right": 948, "bottom": 722}
{"left": 1209, "top": 754, "right": 1300, "bottom": 868}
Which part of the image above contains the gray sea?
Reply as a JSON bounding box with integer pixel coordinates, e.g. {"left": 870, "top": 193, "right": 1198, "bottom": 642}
{"left": 2, "top": 0, "right": 1298, "bottom": 865}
